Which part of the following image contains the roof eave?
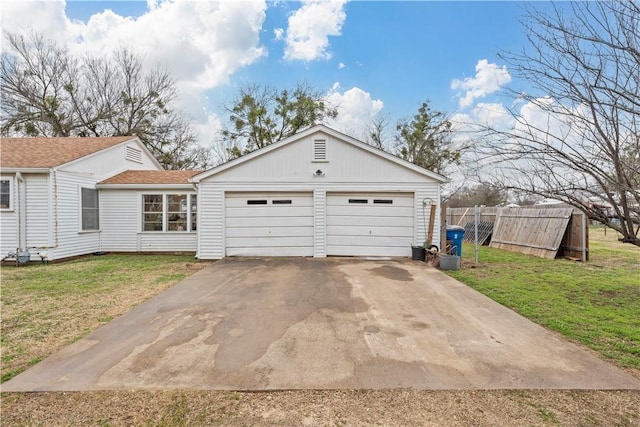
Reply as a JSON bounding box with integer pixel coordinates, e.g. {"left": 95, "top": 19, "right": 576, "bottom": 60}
{"left": 191, "top": 124, "right": 449, "bottom": 183}
{"left": 0, "top": 167, "right": 51, "bottom": 174}
{"left": 96, "top": 183, "right": 195, "bottom": 190}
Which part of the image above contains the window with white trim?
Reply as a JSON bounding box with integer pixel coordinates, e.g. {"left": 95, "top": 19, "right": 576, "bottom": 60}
{"left": 81, "top": 187, "right": 100, "bottom": 231}
{"left": 0, "top": 178, "right": 12, "bottom": 210}
{"left": 142, "top": 193, "right": 197, "bottom": 232}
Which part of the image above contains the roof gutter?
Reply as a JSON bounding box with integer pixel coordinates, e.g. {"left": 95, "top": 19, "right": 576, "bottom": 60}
{"left": 95, "top": 183, "right": 195, "bottom": 190}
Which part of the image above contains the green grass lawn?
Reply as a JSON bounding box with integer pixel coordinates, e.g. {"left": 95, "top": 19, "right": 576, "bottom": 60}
{"left": 0, "top": 254, "right": 206, "bottom": 383}
{"left": 446, "top": 225, "right": 640, "bottom": 370}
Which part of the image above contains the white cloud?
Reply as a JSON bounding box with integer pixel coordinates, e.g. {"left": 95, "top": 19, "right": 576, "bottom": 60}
{"left": 451, "top": 59, "right": 511, "bottom": 108}
{"left": 324, "top": 83, "right": 383, "bottom": 139}
{"left": 283, "top": 0, "right": 348, "bottom": 61}
{"left": 274, "top": 27, "right": 284, "bottom": 40}
{"left": 0, "top": 0, "right": 268, "bottom": 144}
{"left": 338, "top": 62, "right": 346, "bottom": 69}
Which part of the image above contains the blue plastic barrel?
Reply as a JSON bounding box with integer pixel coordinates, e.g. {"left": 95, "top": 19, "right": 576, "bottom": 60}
{"left": 445, "top": 225, "right": 465, "bottom": 256}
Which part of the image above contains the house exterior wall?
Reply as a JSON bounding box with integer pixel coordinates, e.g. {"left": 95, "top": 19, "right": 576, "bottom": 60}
{"left": 24, "top": 173, "right": 51, "bottom": 249}
{"left": 197, "top": 187, "right": 224, "bottom": 259}
{"left": 51, "top": 171, "right": 101, "bottom": 260}
{"left": 196, "top": 129, "right": 443, "bottom": 259}
{"left": 0, "top": 173, "right": 18, "bottom": 256}
{"left": 100, "top": 189, "right": 197, "bottom": 253}
{"left": 0, "top": 173, "right": 52, "bottom": 259}
{"left": 58, "top": 140, "right": 160, "bottom": 178}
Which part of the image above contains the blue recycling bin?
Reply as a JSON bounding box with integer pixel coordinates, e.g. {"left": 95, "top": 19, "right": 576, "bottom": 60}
{"left": 446, "top": 225, "right": 465, "bottom": 256}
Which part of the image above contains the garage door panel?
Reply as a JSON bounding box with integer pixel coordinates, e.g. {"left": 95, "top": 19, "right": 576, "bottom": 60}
{"left": 326, "top": 206, "right": 414, "bottom": 217}
{"left": 328, "top": 235, "right": 411, "bottom": 247}
{"left": 326, "top": 192, "right": 414, "bottom": 257}
{"left": 224, "top": 192, "right": 313, "bottom": 256}
{"left": 327, "top": 193, "right": 414, "bottom": 207}
{"left": 327, "top": 225, "right": 414, "bottom": 237}
{"left": 226, "top": 226, "right": 312, "bottom": 238}
{"left": 226, "top": 236, "right": 314, "bottom": 248}
{"left": 226, "top": 206, "right": 313, "bottom": 218}
{"left": 226, "top": 216, "right": 314, "bottom": 228}
{"left": 326, "top": 215, "right": 413, "bottom": 227}
{"left": 327, "top": 246, "right": 410, "bottom": 257}
{"left": 226, "top": 247, "right": 314, "bottom": 257}
{"left": 225, "top": 195, "right": 313, "bottom": 207}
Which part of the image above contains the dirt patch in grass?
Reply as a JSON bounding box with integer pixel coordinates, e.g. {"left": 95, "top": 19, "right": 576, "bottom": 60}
{"left": 1, "top": 255, "right": 209, "bottom": 383}
{"left": 2, "top": 389, "right": 639, "bottom": 426}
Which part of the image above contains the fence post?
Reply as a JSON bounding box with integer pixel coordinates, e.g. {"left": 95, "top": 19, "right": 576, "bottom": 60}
{"left": 474, "top": 205, "right": 480, "bottom": 263}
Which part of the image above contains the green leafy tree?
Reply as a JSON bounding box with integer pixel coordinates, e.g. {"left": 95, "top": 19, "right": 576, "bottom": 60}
{"left": 221, "top": 83, "right": 338, "bottom": 159}
{"left": 1, "top": 32, "right": 209, "bottom": 170}
{"left": 395, "top": 100, "right": 459, "bottom": 175}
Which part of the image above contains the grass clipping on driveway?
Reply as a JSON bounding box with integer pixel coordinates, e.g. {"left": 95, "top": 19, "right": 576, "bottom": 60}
{"left": 0, "top": 254, "right": 206, "bottom": 383}
{"left": 447, "top": 226, "right": 640, "bottom": 371}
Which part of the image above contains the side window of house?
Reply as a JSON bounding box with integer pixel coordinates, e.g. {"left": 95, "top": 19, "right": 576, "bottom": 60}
{"left": 0, "top": 178, "right": 11, "bottom": 210}
{"left": 143, "top": 194, "right": 163, "bottom": 231}
{"left": 167, "top": 194, "right": 187, "bottom": 231}
{"left": 142, "top": 194, "right": 196, "bottom": 232}
{"left": 81, "top": 188, "right": 100, "bottom": 231}
{"left": 191, "top": 195, "right": 197, "bottom": 231}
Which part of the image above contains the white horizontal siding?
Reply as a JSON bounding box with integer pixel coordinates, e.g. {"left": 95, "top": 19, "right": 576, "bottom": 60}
{"left": 197, "top": 184, "right": 224, "bottom": 259}
{"left": 138, "top": 233, "right": 197, "bottom": 252}
{"left": 100, "top": 189, "right": 139, "bottom": 252}
{"left": 415, "top": 186, "right": 441, "bottom": 248}
{"left": 51, "top": 172, "right": 100, "bottom": 260}
{"left": 101, "top": 189, "right": 197, "bottom": 253}
{"left": 25, "top": 174, "right": 50, "bottom": 248}
{"left": 0, "top": 211, "right": 17, "bottom": 255}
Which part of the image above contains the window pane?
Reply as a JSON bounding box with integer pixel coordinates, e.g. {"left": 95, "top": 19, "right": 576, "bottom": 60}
{"left": 191, "top": 195, "right": 197, "bottom": 231}
{"left": 143, "top": 195, "right": 163, "bottom": 231}
{"left": 0, "top": 180, "right": 10, "bottom": 209}
{"left": 81, "top": 188, "right": 99, "bottom": 230}
{"left": 167, "top": 194, "right": 187, "bottom": 231}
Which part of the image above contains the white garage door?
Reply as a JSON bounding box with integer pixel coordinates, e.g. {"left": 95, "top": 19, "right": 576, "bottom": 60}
{"left": 326, "top": 192, "right": 414, "bottom": 257}
{"left": 225, "top": 192, "right": 314, "bottom": 256}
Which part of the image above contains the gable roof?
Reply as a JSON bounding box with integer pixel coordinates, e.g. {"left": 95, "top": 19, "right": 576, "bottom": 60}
{"left": 191, "top": 124, "right": 448, "bottom": 183}
{"left": 1, "top": 136, "right": 137, "bottom": 169}
{"left": 98, "top": 170, "right": 202, "bottom": 185}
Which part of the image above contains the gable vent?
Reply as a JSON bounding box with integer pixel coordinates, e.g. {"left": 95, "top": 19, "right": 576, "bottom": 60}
{"left": 313, "top": 139, "right": 327, "bottom": 161}
{"left": 126, "top": 146, "right": 143, "bottom": 163}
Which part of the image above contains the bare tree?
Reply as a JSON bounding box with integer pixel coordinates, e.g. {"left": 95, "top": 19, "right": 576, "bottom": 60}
{"left": 476, "top": 1, "right": 640, "bottom": 245}
{"left": 447, "top": 184, "right": 508, "bottom": 208}
{"left": 1, "top": 32, "right": 209, "bottom": 169}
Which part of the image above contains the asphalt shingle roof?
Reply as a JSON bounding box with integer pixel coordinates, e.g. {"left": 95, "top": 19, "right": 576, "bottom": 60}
{"left": 0, "top": 136, "right": 134, "bottom": 168}
{"left": 99, "top": 170, "right": 203, "bottom": 185}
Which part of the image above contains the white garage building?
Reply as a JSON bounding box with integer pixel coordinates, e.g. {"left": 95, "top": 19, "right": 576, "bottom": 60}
{"left": 193, "top": 125, "right": 446, "bottom": 259}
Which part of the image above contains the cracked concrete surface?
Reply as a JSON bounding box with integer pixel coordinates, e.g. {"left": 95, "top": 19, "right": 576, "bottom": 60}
{"left": 3, "top": 257, "right": 639, "bottom": 391}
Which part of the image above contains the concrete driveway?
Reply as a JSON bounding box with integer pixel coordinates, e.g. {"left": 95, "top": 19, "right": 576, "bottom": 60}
{"left": 3, "top": 257, "right": 639, "bottom": 391}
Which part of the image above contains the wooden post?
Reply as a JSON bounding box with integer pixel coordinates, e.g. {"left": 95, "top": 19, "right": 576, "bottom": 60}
{"left": 427, "top": 204, "right": 436, "bottom": 246}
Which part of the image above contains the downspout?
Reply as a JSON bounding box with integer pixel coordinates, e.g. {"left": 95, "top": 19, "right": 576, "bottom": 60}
{"left": 15, "top": 172, "right": 26, "bottom": 251}
{"left": 192, "top": 182, "right": 199, "bottom": 259}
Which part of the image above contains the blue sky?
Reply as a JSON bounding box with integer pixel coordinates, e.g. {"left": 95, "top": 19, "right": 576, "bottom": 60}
{"left": 2, "top": 0, "right": 549, "bottom": 149}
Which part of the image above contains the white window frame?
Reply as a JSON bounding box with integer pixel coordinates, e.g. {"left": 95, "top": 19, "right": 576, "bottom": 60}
{"left": 79, "top": 186, "right": 100, "bottom": 232}
{"left": 0, "top": 177, "right": 13, "bottom": 211}
{"left": 140, "top": 192, "right": 197, "bottom": 233}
